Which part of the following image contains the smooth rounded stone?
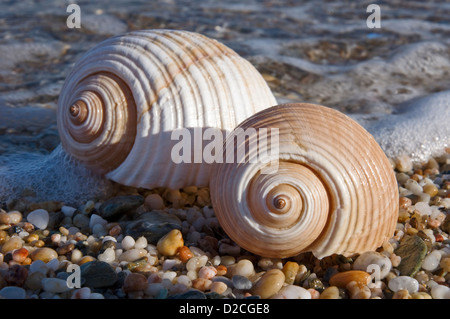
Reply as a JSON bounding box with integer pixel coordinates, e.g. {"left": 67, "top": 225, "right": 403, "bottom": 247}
{"left": 353, "top": 251, "right": 392, "bottom": 279}
{"left": 271, "top": 285, "right": 311, "bottom": 299}
{"left": 186, "top": 256, "right": 209, "bottom": 272}
{"left": 1, "top": 236, "right": 23, "bottom": 254}
{"left": 123, "top": 273, "right": 148, "bottom": 293}
{"left": 430, "top": 283, "right": 450, "bottom": 299}
{"left": 210, "top": 281, "right": 228, "bottom": 295}
{"left": 319, "top": 286, "right": 341, "bottom": 299}
{"left": 198, "top": 266, "right": 217, "bottom": 280}
{"left": 395, "top": 155, "right": 413, "bottom": 172}
{"left": 30, "top": 247, "right": 58, "bottom": 263}
{"left": 121, "top": 235, "right": 135, "bottom": 250}
{"left": 99, "top": 195, "right": 144, "bottom": 220}
{"left": 89, "top": 214, "right": 108, "bottom": 230}
{"left": 73, "top": 213, "right": 90, "bottom": 229}
{"left": 395, "top": 235, "right": 428, "bottom": 276}
{"left": 282, "top": 261, "right": 299, "bottom": 284}
{"left": 228, "top": 259, "right": 255, "bottom": 278}
{"left": 7, "top": 211, "right": 22, "bottom": 224}
{"left": 124, "top": 211, "right": 182, "bottom": 244}
{"left": 26, "top": 209, "right": 49, "bottom": 230}
{"left": 250, "top": 269, "right": 285, "bottom": 299}
{"left": 80, "top": 260, "right": 118, "bottom": 288}
{"left": 98, "top": 247, "right": 116, "bottom": 263}
{"left": 414, "top": 202, "right": 432, "bottom": 215}
{"left": 29, "top": 259, "right": 48, "bottom": 274}
{"left": 24, "top": 271, "right": 45, "bottom": 290}
{"left": 388, "top": 276, "right": 419, "bottom": 293}
{"left": 329, "top": 270, "right": 371, "bottom": 288}
{"left": 232, "top": 275, "right": 253, "bottom": 290}
{"left": 157, "top": 229, "right": 184, "bottom": 256}
{"left": 61, "top": 206, "right": 77, "bottom": 218}
{"left": 422, "top": 250, "right": 442, "bottom": 271}
{"left": 0, "top": 286, "right": 26, "bottom": 299}
{"left": 42, "top": 278, "right": 72, "bottom": 293}
{"left": 134, "top": 236, "right": 148, "bottom": 249}
{"left": 144, "top": 193, "right": 165, "bottom": 210}
{"left": 118, "top": 248, "right": 147, "bottom": 262}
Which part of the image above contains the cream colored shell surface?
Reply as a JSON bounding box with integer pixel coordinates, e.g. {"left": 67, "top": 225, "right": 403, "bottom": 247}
{"left": 57, "top": 29, "right": 277, "bottom": 189}
{"left": 210, "top": 103, "right": 399, "bottom": 259}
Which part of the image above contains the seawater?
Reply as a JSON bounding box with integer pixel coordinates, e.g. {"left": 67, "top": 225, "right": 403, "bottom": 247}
{"left": 0, "top": 0, "right": 449, "bottom": 205}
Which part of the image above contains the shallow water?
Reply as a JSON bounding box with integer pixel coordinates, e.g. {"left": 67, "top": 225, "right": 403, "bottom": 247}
{"left": 0, "top": 0, "right": 449, "bottom": 204}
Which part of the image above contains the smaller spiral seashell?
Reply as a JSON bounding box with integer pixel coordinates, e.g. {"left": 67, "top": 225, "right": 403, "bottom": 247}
{"left": 210, "top": 103, "right": 399, "bottom": 259}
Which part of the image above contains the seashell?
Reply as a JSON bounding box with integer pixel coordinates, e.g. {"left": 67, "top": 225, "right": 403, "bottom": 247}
{"left": 209, "top": 103, "right": 398, "bottom": 259}
{"left": 57, "top": 29, "right": 277, "bottom": 189}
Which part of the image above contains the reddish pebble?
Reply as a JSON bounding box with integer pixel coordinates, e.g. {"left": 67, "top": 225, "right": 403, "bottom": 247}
{"left": 123, "top": 273, "right": 148, "bottom": 293}
{"left": 435, "top": 234, "right": 444, "bottom": 242}
{"left": 216, "top": 265, "right": 227, "bottom": 276}
{"left": 12, "top": 248, "right": 29, "bottom": 263}
{"left": 192, "top": 278, "right": 212, "bottom": 291}
{"left": 178, "top": 246, "right": 193, "bottom": 263}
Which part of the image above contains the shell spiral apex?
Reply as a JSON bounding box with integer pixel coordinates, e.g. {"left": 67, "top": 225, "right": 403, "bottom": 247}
{"left": 57, "top": 29, "right": 277, "bottom": 189}
{"left": 209, "top": 103, "right": 399, "bottom": 259}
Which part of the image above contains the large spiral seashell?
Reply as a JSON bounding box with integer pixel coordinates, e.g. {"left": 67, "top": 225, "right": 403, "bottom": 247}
{"left": 210, "top": 103, "right": 398, "bottom": 259}
{"left": 57, "top": 29, "right": 277, "bottom": 189}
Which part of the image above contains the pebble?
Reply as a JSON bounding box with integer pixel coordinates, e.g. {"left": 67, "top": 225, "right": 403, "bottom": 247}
{"left": 232, "top": 275, "right": 253, "bottom": 290}
{"left": 118, "top": 248, "right": 148, "bottom": 262}
{"left": 178, "top": 246, "right": 193, "bottom": 263}
{"left": 388, "top": 276, "right": 419, "bottom": 293}
{"left": 250, "top": 269, "right": 285, "bottom": 299}
{"left": 61, "top": 206, "right": 77, "bottom": 218}
{"left": 430, "top": 283, "right": 450, "bottom": 299}
{"left": 134, "top": 236, "right": 148, "bottom": 249}
{"left": 271, "top": 284, "right": 311, "bottom": 299}
{"left": 228, "top": 259, "right": 255, "bottom": 278}
{"left": 282, "top": 261, "right": 299, "bottom": 284}
{"left": 319, "top": 286, "right": 341, "bottom": 299}
{"left": 99, "top": 195, "right": 144, "bottom": 220}
{"left": 98, "top": 247, "right": 116, "bottom": 263}
{"left": 353, "top": 251, "right": 392, "bottom": 279}
{"left": 29, "top": 247, "right": 58, "bottom": 263}
{"left": 192, "top": 278, "right": 212, "bottom": 291}
{"left": 125, "top": 211, "right": 182, "bottom": 244}
{"left": 42, "top": 278, "right": 72, "bottom": 293}
{"left": 24, "top": 271, "right": 45, "bottom": 290}
{"left": 198, "top": 266, "right": 217, "bottom": 280}
{"left": 157, "top": 229, "right": 184, "bottom": 256}
{"left": 329, "top": 270, "right": 370, "bottom": 288}
{"left": 12, "top": 247, "right": 29, "bottom": 263}
{"left": 394, "top": 235, "right": 428, "bottom": 276}
{"left": 80, "top": 260, "right": 118, "bottom": 288}
{"left": 144, "top": 193, "right": 165, "bottom": 210}
{"left": 123, "top": 273, "right": 148, "bottom": 293}
{"left": 89, "top": 214, "right": 108, "bottom": 230}
{"left": 73, "top": 213, "right": 90, "bottom": 229}
{"left": 421, "top": 250, "right": 442, "bottom": 271}
{"left": 395, "top": 155, "right": 413, "bottom": 172}
{"left": 0, "top": 286, "right": 26, "bottom": 299}
{"left": 121, "top": 235, "right": 136, "bottom": 250}
{"left": 210, "top": 281, "right": 228, "bottom": 295}
{"left": 26, "top": 209, "right": 49, "bottom": 229}
{"left": 1, "top": 236, "right": 23, "bottom": 254}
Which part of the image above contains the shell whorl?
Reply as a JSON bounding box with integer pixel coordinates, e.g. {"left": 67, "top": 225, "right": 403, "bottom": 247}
{"left": 210, "top": 103, "right": 399, "bottom": 259}
{"left": 57, "top": 29, "right": 277, "bottom": 188}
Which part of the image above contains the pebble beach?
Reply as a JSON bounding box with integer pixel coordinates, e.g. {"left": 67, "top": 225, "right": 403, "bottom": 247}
{"left": 0, "top": 151, "right": 450, "bottom": 300}
{"left": 0, "top": 0, "right": 450, "bottom": 302}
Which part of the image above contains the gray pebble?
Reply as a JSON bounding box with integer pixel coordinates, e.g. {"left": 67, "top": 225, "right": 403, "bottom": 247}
{"left": 232, "top": 275, "right": 253, "bottom": 290}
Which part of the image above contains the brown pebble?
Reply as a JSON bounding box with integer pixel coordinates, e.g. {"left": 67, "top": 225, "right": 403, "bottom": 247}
{"left": 56, "top": 243, "right": 75, "bottom": 255}
{"left": 177, "top": 246, "right": 193, "bottom": 263}
{"left": 329, "top": 270, "right": 370, "bottom": 288}
{"left": 157, "top": 229, "right": 184, "bottom": 256}
{"left": 0, "top": 212, "right": 10, "bottom": 225}
{"left": 123, "top": 273, "right": 148, "bottom": 293}
{"left": 250, "top": 269, "right": 285, "bottom": 299}
{"left": 1, "top": 236, "right": 23, "bottom": 254}
{"left": 5, "top": 264, "right": 28, "bottom": 287}
{"left": 192, "top": 278, "right": 212, "bottom": 291}
{"left": 210, "top": 281, "right": 228, "bottom": 294}
{"left": 399, "top": 197, "right": 412, "bottom": 209}
{"left": 29, "top": 247, "right": 58, "bottom": 263}
{"left": 12, "top": 247, "right": 29, "bottom": 263}
{"left": 423, "top": 184, "right": 438, "bottom": 197}
{"left": 79, "top": 256, "right": 96, "bottom": 265}
{"left": 216, "top": 265, "right": 227, "bottom": 276}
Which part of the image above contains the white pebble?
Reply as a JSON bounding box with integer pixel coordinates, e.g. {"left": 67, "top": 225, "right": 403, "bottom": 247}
{"left": 430, "top": 283, "right": 450, "bottom": 299}
{"left": 118, "top": 248, "right": 147, "bottom": 262}
{"left": 61, "top": 206, "right": 77, "bottom": 217}
{"left": 42, "top": 278, "right": 72, "bottom": 293}
{"left": 186, "top": 256, "right": 208, "bottom": 272}
{"left": 162, "top": 271, "right": 177, "bottom": 282}
{"left": 0, "top": 286, "right": 26, "bottom": 299}
{"left": 98, "top": 247, "right": 116, "bottom": 263}
{"left": 121, "top": 236, "right": 135, "bottom": 250}
{"left": 353, "top": 251, "right": 392, "bottom": 279}
{"left": 388, "top": 276, "right": 419, "bottom": 293}
{"left": 229, "top": 259, "right": 255, "bottom": 278}
{"left": 176, "top": 275, "right": 192, "bottom": 287}
{"left": 162, "top": 258, "right": 182, "bottom": 271}
{"left": 271, "top": 285, "right": 311, "bottom": 299}
{"left": 414, "top": 202, "right": 432, "bottom": 215}
{"left": 102, "top": 236, "right": 117, "bottom": 244}
{"left": 422, "top": 250, "right": 442, "bottom": 271}
{"left": 134, "top": 236, "right": 148, "bottom": 249}
{"left": 405, "top": 179, "right": 423, "bottom": 196}
{"left": 26, "top": 209, "right": 49, "bottom": 229}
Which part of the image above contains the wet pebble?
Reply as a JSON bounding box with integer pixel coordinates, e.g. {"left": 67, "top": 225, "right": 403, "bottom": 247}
{"left": 100, "top": 195, "right": 144, "bottom": 220}
{"left": 228, "top": 259, "right": 255, "bottom": 278}
{"left": 125, "top": 211, "right": 181, "bottom": 244}
{"left": 271, "top": 284, "right": 311, "bottom": 299}
{"left": 157, "top": 229, "right": 184, "bottom": 256}
{"left": 232, "top": 275, "right": 253, "bottom": 290}
{"left": 422, "top": 250, "right": 442, "bottom": 271}
{"left": 29, "top": 247, "right": 58, "bottom": 263}
{"left": 121, "top": 235, "right": 135, "bottom": 250}
{"left": 42, "top": 277, "right": 72, "bottom": 293}
{"left": 250, "top": 269, "right": 285, "bottom": 299}
{"left": 0, "top": 286, "right": 26, "bottom": 299}
{"left": 1, "top": 236, "right": 23, "bottom": 254}
{"left": 80, "top": 260, "right": 118, "bottom": 288}
{"left": 26, "top": 209, "right": 49, "bottom": 230}
{"left": 388, "top": 276, "right": 419, "bottom": 293}
{"left": 353, "top": 251, "right": 392, "bottom": 279}
{"left": 329, "top": 270, "right": 370, "bottom": 288}
{"left": 319, "top": 286, "right": 341, "bottom": 299}
{"left": 394, "top": 235, "right": 428, "bottom": 276}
